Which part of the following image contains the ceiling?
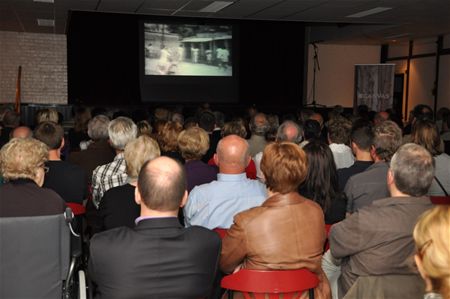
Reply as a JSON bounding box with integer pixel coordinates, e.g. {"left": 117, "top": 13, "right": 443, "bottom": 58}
{"left": 1, "top": 0, "right": 450, "bottom": 44}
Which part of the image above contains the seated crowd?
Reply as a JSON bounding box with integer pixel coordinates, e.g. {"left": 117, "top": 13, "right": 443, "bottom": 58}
{"left": 0, "top": 103, "right": 449, "bottom": 299}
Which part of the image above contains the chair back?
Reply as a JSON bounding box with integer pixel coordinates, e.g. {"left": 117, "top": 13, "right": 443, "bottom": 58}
{"left": 430, "top": 196, "right": 450, "bottom": 205}
{"left": 0, "top": 213, "right": 71, "bottom": 298}
{"left": 221, "top": 269, "right": 319, "bottom": 299}
{"left": 66, "top": 202, "right": 86, "bottom": 215}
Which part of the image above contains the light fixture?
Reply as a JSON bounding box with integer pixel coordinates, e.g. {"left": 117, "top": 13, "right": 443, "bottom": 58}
{"left": 346, "top": 7, "right": 392, "bottom": 18}
{"left": 199, "top": 1, "right": 234, "bottom": 13}
{"left": 37, "top": 19, "right": 55, "bottom": 27}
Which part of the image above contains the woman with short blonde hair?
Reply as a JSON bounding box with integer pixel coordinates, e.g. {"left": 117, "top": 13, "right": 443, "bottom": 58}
{"left": 414, "top": 206, "right": 450, "bottom": 299}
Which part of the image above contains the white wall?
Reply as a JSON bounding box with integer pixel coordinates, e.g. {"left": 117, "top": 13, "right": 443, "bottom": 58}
{"left": 305, "top": 44, "right": 381, "bottom": 107}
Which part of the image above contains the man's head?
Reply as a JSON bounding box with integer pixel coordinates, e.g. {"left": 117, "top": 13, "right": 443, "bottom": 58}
{"left": 310, "top": 113, "right": 324, "bottom": 128}
{"left": 87, "top": 115, "right": 110, "bottom": 141}
{"left": 3, "top": 110, "right": 20, "bottom": 128}
{"left": 327, "top": 116, "right": 352, "bottom": 145}
{"left": 35, "top": 108, "right": 59, "bottom": 125}
{"left": 372, "top": 120, "right": 403, "bottom": 162}
{"left": 198, "top": 111, "right": 216, "bottom": 133}
{"left": 108, "top": 116, "right": 137, "bottom": 151}
{"left": 374, "top": 111, "right": 389, "bottom": 125}
{"left": 303, "top": 119, "right": 321, "bottom": 141}
{"left": 249, "top": 113, "right": 269, "bottom": 136}
{"left": 350, "top": 123, "right": 374, "bottom": 153}
{"left": 214, "top": 135, "right": 250, "bottom": 174}
{"left": 388, "top": 143, "right": 434, "bottom": 197}
{"left": 136, "top": 157, "right": 187, "bottom": 214}
{"left": 276, "top": 121, "right": 302, "bottom": 144}
{"left": 34, "top": 122, "right": 64, "bottom": 150}
{"left": 11, "top": 126, "right": 32, "bottom": 139}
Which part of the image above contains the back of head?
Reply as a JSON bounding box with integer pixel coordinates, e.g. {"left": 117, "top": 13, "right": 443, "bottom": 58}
{"left": 3, "top": 110, "right": 20, "bottom": 127}
{"left": 413, "top": 205, "right": 450, "bottom": 299}
{"left": 373, "top": 120, "right": 403, "bottom": 161}
{"left": 351, "top": 123, "right": 374, "bottom": 151}
{"left": 87, "top": 115, "right": 110, "bottom": 141}
{"left": 276, "top": 121, "right": 302, "bottom": 144}
{"left": 34, "top": 121, "right": 64, "bottom": 150}
{"left": 74, "top": 106, "right": 91, "bottom": 132}
{"left": 328, "top": 116, "right": 352, "bottom": 144}
{"left": 413, "top": 104, "right": 434, "bottom": 121}
{"left": 198, "top": 111, "right": 216, "bottom": 133}
{"left": 11, "top": 126, "right": 32, "bottom": 139}
{"left": 124, "top": 135, "right": 160, "bottom": 179}
{"left": 177, "top": 127, "right": 209, "bottom": 160}
{"left": 302, "top": 140, "right": 338, "bottom": 212}
{"left": 261, "top": 142, "right": 307, "bottom": 194}
{"left": 137, "top": 157, "right": 186, "bottom": 211}
{"left": 108, "top": 116, "right": 137, "bottom": 150}
{"left": 0, "top": 138, "right": 48, "bottom": 181}
{"left": 303, "top": 119, "right": 321, "bottom": 141}
{"left": 35, "top": 108, "right": 59, "bottom": 125}
{"left": 222, "top": 120, "right": 247, "bottom": 138}
{"left": 412, "top": 119, "right": 442, "bottom": 156}
{"left": 136, "top": 120, "right": 153, "bottom": 137}
{"left": 216, "top": 135, "right": 249, "bottom": 173}
{"left": 158, "top": 121, "right": 183, "bottom": 152}
{"left": 213, "top": 111, "right": 225, "bottom": 128}
{"left": 249, "top": 113, "right": 269, "bottom": 136}
{"left": 390, "top": 143, "right": 434, "bottom": 197}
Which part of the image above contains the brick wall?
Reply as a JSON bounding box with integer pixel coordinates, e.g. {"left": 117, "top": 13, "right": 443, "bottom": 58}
{"left": 0, "top": 31, "right": 67, "bottom": 105}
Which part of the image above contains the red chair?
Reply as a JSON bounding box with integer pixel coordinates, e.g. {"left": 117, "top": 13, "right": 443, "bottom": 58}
{"left": 430, "top": 196, "right": 450, "bottom": 205}
{"left": 66, "top": 202, "right": 86, "bottom": 216}
{"left": 221, "top": 269, "right": 319, "bottom": 299}
{"left": 213, "top": 228, "right": 228, "bottom": 239}
{"left": 323, "top": 224, "right": 332, "bottom": 252}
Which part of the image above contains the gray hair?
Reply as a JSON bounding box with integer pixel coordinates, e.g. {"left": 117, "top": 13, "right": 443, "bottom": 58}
{"left": 87, "top": 115, "right": 110, "bottom": 140}
{"left": 276, "top": 121, "right": 303, "bottom": 144}
{"left": 373, "top": 120, "right": 403, "bottom": 161}
{"left": 108, "top": 117, "right": 137, "bottom": 150}
{"left": 390, "top": 143, "right": 435, "bottom": 197}
{"left": 249, "top": 113, "right": 270, "bottom": 136}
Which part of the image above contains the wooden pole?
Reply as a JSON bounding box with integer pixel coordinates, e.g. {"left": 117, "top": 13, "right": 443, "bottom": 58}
{"left": 15, "top": 66, "right": 22, "bottom": 114}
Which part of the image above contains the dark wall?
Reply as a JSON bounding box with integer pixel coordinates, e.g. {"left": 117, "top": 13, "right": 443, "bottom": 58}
{"left": 67, "top": 12, "right": 305, "bottom": 106}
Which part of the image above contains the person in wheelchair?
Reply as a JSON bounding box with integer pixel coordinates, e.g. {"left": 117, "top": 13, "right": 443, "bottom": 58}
{"left": 0, "top": 137, "right": 66, "bottom": 217}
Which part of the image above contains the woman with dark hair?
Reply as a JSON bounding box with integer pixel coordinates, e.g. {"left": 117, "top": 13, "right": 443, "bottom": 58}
{"left": 299, "top": 140, "right": 347, "bottom": 224}
{"left": 412, "top": 119, "right": 450, "bottom": 196}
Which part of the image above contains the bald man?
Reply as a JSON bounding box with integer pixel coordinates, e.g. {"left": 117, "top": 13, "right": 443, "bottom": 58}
{"left": 89, "top": 157, "right": 221, "bottom": 298}
{"left": 184, "top": 135, "right": 267, "bottom": 229}
{"left": 11, "top": 126, "right": 32, "bottom": 139}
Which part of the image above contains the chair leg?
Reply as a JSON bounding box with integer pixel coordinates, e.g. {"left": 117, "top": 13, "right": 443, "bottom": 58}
{"left": 309, "top": 288, "right": 315, "bottom": 299}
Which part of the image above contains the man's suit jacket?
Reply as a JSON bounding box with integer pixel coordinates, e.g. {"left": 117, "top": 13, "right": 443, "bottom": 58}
{"left": 89, "top": 217, "right": 221, "bottom": 299}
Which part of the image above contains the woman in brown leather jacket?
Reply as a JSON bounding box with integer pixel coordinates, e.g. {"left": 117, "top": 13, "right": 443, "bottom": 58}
{"left": 220, "top": 141, "right": 331, "bottom": 299}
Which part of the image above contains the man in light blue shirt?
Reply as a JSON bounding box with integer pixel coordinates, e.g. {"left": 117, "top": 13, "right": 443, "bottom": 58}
{"left": 184, "top": 135, "right": 267, "bottom": 229}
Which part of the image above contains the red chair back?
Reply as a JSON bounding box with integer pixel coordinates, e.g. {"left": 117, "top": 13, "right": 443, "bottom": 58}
{"left": 213, "top": 228, "right": 228, "bottom": 239}
{"left": 324, "top": 224, "right": 332, "bottom": 252}
{"left": 430, "top": 196, "right": 450, "bottom": 205}
{"left": 66, "top": 203, "right": 86, "bottom": 216}
{"left": 221, "top": 269, "right": 319, "bottom": 299}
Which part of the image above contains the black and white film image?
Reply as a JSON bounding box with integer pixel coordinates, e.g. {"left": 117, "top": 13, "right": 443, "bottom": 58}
{"left": 144, "top": 23, "right": 232, "bottom": 76}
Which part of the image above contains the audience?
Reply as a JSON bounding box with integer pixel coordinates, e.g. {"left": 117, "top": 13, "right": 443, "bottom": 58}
{"left": 220, "top": 142, "right": 331, "bottom": 299}
{"left": 184, "top": 135, "right": 266, "bottom": 229}
{"left": 412, "top": 119, "right": 450, "bottom": 196}
{"left": 299, "top": 140, "right": 347, "bottom": 224}
{"left": 345, "top": 120, "right": 402, "bottom": 213}
{"left": 414, "top": 206, "right": 450, "bottom": 299}
{"left": 92, "top": 116, "right": 137, "bottom": 207}
{"left": 34, "top": 121, "right": 87, "bottom": 204}
{"left": 69, "top": 115, "right": 115, "bottom": 181}
{"left": 247, "top": 112, "right": 269, "bottom": 157}
{"left": 89, "top": 157, "right": 220, "bottom": 298}
{"left": 0, "top": 138, "right": 66, "bottom": 217}
{"left": 98, "top": 135, "right": 160, "bottom": 232}
{"left": 327, "top": 116, "right": 354, "bottom": 169}
{"left": 328, "top": 143, "right": 434, "bottom": 299}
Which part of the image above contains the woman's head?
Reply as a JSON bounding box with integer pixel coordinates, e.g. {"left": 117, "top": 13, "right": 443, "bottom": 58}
{"left": 412, "top": 119, "right": 442, "bottom": 156}
{"left": 414, "top": 206, "right": 450, "bottom": 299}
{"left": 261, "top": 142, "right": 308, "bottom": 194}
{"left": 124, "top": 135, "right": 160, "bottom": 180}
{"left": 301, "top": 140, "right": 338, "bottom": 212}
{"left": 158, "top": 121, "right": 183, "bottom": 152}
{"left": 0, "top": 138, "right": 49, "bottom": 186}
{"left": 177, "top": 127, "right": 210, "bottom": 161}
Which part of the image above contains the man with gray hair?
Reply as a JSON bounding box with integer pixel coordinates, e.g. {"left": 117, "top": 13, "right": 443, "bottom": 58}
{"left": 92, "top": 116, "right": 137, "bottom": 207}
{"left": 247, "top": 112, "right": 270, "bottom": 157}
{"left": 184, "top": 135, "right": 267, "bottom": 229}
{"left": 328, "top": 143, "right": 434, "bottom": 298}
{"left": 69, "top": 115, "right": 115, "bottom": 181}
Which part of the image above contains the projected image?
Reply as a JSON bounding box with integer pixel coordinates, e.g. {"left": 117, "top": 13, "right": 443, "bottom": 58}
{"left": 144, "top": 23, "right": 232, "bottom": 76}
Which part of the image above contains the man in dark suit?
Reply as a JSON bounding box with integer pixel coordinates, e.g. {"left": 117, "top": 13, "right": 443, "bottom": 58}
{"left": 89, "top": 156, "right": 221, "bottom": 299}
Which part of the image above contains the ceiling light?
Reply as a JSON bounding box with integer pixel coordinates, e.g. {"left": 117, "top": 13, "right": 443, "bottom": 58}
{"left": 199, "top": 1, "right": 234, "bottom": 13}
{"left": 346, "top": 7, "right": 392, "bottom": 18}
{"left": 33, "top": 0, "right": 54, "bottom": 3}
{"left": 384, "top": 33, "right": 411, "bottom": 39}
{"left": 37, "top": 19, "right": 55, "bottom": 27}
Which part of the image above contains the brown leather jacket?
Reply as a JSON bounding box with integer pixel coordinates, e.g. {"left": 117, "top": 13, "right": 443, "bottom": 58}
{"left": 220, "top": 192, "right": 331, "bottom": 299}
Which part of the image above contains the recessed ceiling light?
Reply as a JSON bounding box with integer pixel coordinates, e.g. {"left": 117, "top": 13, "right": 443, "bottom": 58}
{"left": 37, "top": 19, "right": 55, "bottom": 27}
{"left": 346, "top": 7, "right": 392, "bottom": 18}
{"left": 199, "top": 1, "right": 234, "bottom": 13}
{"left": 34, "top": 0, "right": 54, "bottom": 3}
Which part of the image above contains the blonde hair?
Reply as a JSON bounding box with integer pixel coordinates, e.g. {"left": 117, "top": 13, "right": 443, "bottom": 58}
{"left": 177, "top": 127, "right": 209, "bottom": 160}
{"left": 158, "top": 121, "right": 183, "bottom": 152}
{"left": 0, "top": 138, "right": 48, "bottom": 181}
{"left": 414, "top": 206, "right": 450, "bottom": 299}
{"left": 35, "top": 108, "right": 59, "bottom": 124}
{"left": 124, "top": 135, "right": 160, "bottom": 179}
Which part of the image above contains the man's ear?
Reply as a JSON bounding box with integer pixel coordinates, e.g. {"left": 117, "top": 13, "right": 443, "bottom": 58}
{"left": 180, "top": 190, "right": 188, "bottom": 208}
{"left": 213, "top": 153, "right": 219, "bottom": 166}
{"left": 60, "top": 137, "right": 65, "bottom": 150}
{"left": 351, "top": 141, "right": 357, "bottom": 154}
{"left": 387, "top": 168, "right": 395, "bottom": 186}
{"left": 370, "top": 145, "right": 377, "bottom": 160}
{"left": 134, "top": 186, "right": 142, "bottom": 205}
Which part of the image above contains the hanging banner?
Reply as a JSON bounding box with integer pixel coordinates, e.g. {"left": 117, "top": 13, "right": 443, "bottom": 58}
{"left": 354, "top": 64, "right": 395, "bottom": 112}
